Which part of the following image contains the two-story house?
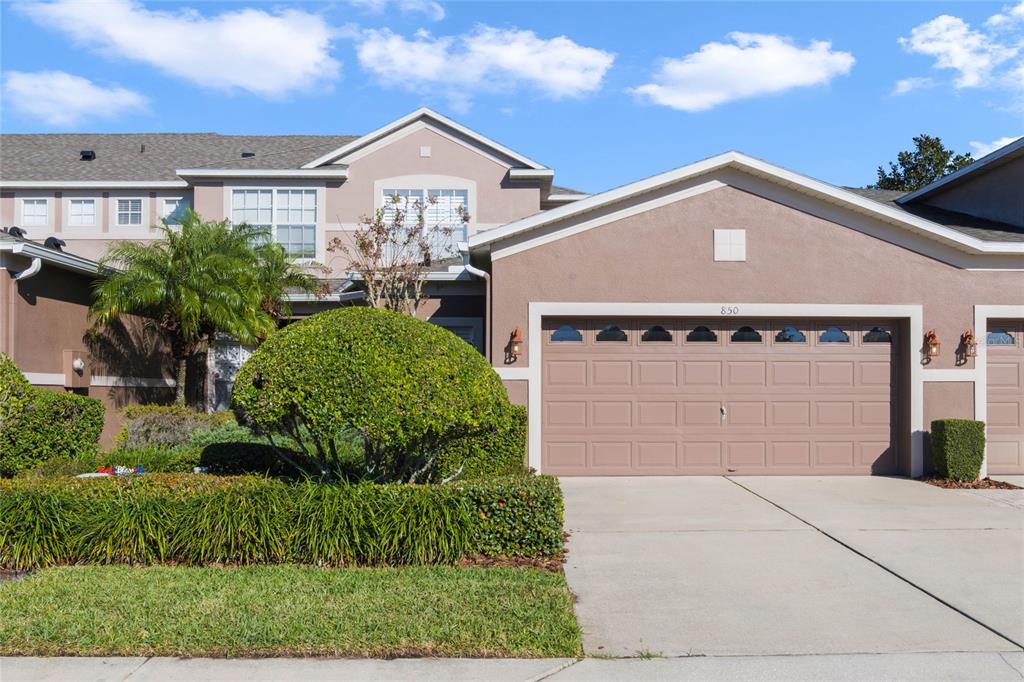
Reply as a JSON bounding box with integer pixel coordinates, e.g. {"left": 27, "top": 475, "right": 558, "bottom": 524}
{"left": 2, "top": 110, "right": 1022, "bottom": 477}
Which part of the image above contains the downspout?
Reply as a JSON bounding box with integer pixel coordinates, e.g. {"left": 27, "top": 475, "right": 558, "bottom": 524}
{"left": 459, "top": 242, "right": 491, "bottom": 363}
{"left": 14, "top": 257, "right": 42, "bottom": 281}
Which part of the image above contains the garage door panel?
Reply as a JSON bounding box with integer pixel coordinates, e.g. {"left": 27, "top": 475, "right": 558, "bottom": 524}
{"left": 987, "top": 320, "right": 1024, "bottom": 474}
{"left": 988, "top": 402, "right": 1020, "bottom": 427}
{"left": 542, "top": 318, "right": 899, "bottom": 476}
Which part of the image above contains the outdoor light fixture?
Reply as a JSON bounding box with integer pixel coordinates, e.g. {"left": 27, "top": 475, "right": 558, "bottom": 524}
{"left": 962, "top": 330, "right": 977, "bottom": 358}
{"left": 510, "top": 327, "right": 523, "bottom": 360}
{"left": 925, "top": 329, "right": 942, "bottom": 357}
{"left": 71, "top": 357, "right": 85, "bottom": 374}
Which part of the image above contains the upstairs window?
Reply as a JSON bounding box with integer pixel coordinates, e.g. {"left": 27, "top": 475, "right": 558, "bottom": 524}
{"left": 21, "top": 199, "right": 48, "bottom": 226}
{"left": 550, "top": 324, "right": 583, "bottom": 342}
{"left": 987, "top": 328, "right": 1015, "bottom": 345}
{"left": 382, "top": 189, "right": 424, "bottom": 228}
{"left": 597, "top": 325, "right": 628, "bottom": 342}
{"left": 731, "top": 326, "right": 762, "bottom": 342}
{"left": 116, "top": 198, "right": 144, "bottom": 226}
{"left": 68, "top": 199, "right": 96, "bottom": 227}
{"left": 162, "top": 198, "right": 190, "bottom": 225}
{"left": 820, "top": 326, "right": 850, "bottom": 343}
{"left": 642, "top": 325, "right": 673, "bottom": 342}
{"left": 686, "top": 325, "right": 717, "bottom": 342}
{"left": 863, "top": 326, "right": 892, "bottom": 343}
{"left": 232, "top": 189, "right": 317, "bottom": 260}
{"left": 775, "top": 325, "right": 806, "bottom": 343}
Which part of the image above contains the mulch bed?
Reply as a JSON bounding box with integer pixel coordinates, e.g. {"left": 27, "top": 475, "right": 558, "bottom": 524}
{"left": 923, "top": 477, "right": 1021, "bottom": 490}
{"left": 458, "top": 554, "right": 566, "bottom": 573}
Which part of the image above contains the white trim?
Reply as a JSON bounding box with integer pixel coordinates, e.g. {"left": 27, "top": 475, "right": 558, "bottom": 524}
{"left": 0, "top": 241, "right": 104, "bottom": 275}
{"left": 177, "top": 168, "right": 348, "bottom": 179}
{"left": 469, "top": 152, "right": 1024, "bottom": 257}
{"left": 522, "top": 302, "right": 925, "bottom": 477}
{"left": 543, "top": 193, "right": 590, "bottom": 204}
{"left": 922, "top": 369, "right": 980, "bottom": 382}
{"left": 22, "top": 372, "right": 64, "bottom": 385}
{"left": 1, "top": 180, "right": 188, "bottom": 189}
{"left": 302, "top": 107, "right": 547, "bottom": 170}
{"left": 508, "top": 168, "right": 554, "bottom": 181}
{"left": 21, "top": 373, "right": 174, "bottom": 388}
{"left": 973, "top": 304, "right": 1024, "bottom": 479}
{"left": 899, "top": 137, "right": 1024, "bottom": 204}
{"left": 495, "top": 367, "right": 530, "bottom": 380}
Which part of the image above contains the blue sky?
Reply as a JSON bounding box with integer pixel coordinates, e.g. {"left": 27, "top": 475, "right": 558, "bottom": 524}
{"left": 1, "top": 1, "right": 1022, "bottom": 192}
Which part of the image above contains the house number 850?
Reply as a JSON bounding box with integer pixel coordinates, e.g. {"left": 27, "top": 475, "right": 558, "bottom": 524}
{"left": 720, "top": 306, "right": 740, "bottom": 315}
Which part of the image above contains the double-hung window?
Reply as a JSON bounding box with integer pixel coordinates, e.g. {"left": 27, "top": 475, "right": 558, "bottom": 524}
{"left": 21, "top": 199, "right": 48, "bottom": 226}
{"left": 162, "top": 198, "right": 190, "bottom": 225}
{"left": 381, "top": 187, "right": 468, "bottom": 259}
{"left": 381, "top": 189, "right": 424, "bottom": 228}
{"left": 231, "top": 189, "right": 317, "bottom": 259}
{"left": 68, "top": 199, "right": 96, "bottom": 227}
{"left": 116, "top": 198, "right": 143, "bottom": 226}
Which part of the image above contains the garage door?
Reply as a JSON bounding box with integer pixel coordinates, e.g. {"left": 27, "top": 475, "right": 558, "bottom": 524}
{"left": 542, "top": 318, "right": 899, "bottom": 476}
{"left": 987, "top": 320, "right": 1024, "bottom": 475}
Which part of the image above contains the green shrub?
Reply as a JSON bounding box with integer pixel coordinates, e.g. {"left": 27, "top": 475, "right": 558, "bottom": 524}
{"left": 931, "top": 419, "right": 986, "bottom": 481}
{"left": 436, "top": 403, "right": 528, "bottom": 481}
{"left": 0, "top": 474, "right": 563, "bottom": 568}
{"left": 117, "top": 404, "right": 234, "bottom": 449}
{"left": 0, "top": 353, "right": 31, "bottom": 436}
{"left": 232, "top": 307, "right": 516, "bottom": 483}
{"left": 0, "top": 388, "right": 104, "bottom": 477}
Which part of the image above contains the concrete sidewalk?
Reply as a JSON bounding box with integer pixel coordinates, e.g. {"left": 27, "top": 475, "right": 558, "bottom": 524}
{"left": 4, "top": 653, "right": 1024, "bottom": 681}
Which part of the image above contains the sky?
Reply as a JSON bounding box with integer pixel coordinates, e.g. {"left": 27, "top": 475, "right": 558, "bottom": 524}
{"left": 1, "top": 1, "right": 1022, "bottom": 193}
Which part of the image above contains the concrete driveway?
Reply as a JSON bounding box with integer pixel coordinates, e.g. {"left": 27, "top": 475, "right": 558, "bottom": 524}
{"left": 561, "top": 476, "right": 1024, "bottom": 658}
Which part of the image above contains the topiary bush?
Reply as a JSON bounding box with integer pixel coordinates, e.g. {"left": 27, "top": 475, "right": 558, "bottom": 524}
{"left": 233, "top": 307, "right": 521, "bottom": 482}
{"left": 435, "top": 402, "right": 528, "bottom": 481}
{"left": 1, "top": 386, "right": 104, "bottom": 478}
{"left": 931, "top": 419, "right": 986, "bottom": 481}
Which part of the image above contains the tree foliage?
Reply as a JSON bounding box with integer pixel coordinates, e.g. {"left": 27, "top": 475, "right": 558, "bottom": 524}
{"left": 872, "top": 134, "right": 973, "bottom": 192}
{"left": 90, "top": 210, "right": 317, "bottom": 405}
{"left": 327, "top": 194, "right": 466, "bottom": 315}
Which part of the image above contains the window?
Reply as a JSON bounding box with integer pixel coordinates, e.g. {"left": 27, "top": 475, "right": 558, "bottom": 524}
{"left": 597, "top": 325, "right": 628, "bottom": 342}
{"left": 382, "top": 187, "right": 468, "bottom": 259}
{"left": 550, "top": 324, "right": 583, "bottom": 342}
{"left": 775, "top": 325, "right": 806, "bottom": 343}
{"left": 162, "top": 198, "right": 190, "bottom": 225}
{"left": 21, "top": 199, "right": 48, "bottom": 226}
{"left": 713, "top": 229, "right": 746, "bottom": 262}
{"left": 686, "top": 325, "right": 717, "bottom": 342}
{"left": 68, "top": 199, "right": 96, "bottom": 227}
{"left": 987, "top": 328, "right": 1015, "bottom": 345}
{"left": 863, "top": 326, "right": 892, "bottom": 343}
{"left": 820, "top": 326, "right": 850, "bottom": 343}
{"left": 381, "top": 189, "right": 424, "bottom": 227}
{"left": 642, "top": 325, "right": 673, "bottom": 342}
{"left": 116, "top": 198, "right": 143, "bottom": 226}
{"left": 731, "top": 326, "right": 762, "bottom": 342}
{"left": 231, "top": 189, "right": 317, "bottom": 259}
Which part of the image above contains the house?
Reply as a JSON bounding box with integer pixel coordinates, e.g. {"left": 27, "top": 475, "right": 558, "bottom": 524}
{"left": 1, "top": 110, "right": 1021, "bottom": 476}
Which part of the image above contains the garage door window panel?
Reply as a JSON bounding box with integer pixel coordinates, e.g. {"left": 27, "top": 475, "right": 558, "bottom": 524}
{"left": 863, "top": 326, "right": 893, "bottom": 343}
{"left": 596, "top": 324, "right": 628, "bottom": 342}
{"left": 550, "top": 324, "right": 583, "bottom": 343}
{"left": 819, "top": 326, "right": 851, "bottom": 344}
{"left": 774, "top": 324, "right": 807, "bottom": 344}
{"left": 730, "top": 325, "right": 763, "bottom": 343}
{"left": 686, "top": 325, "right": 719, "bottom": 343}
{"left": 988, "top": 328, "right": 1016, "bottom": 345}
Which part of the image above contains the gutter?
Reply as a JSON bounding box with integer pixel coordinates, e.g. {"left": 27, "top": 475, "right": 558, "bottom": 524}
{"left": 459, "top": 242, "right": 492, "bottom": 363}
{"left": 6, "top": 242, "right": 106, "bottom": 276}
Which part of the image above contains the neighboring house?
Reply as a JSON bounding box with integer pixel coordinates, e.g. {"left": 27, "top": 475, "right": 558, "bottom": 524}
{"left": 1, "top": 111, "right": 1022, "bottom": 476}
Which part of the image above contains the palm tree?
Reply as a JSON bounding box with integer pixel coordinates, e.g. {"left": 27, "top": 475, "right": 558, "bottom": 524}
{"left": 90, "top": 210, "right": 278, "bottom": 405}
{"left": 251, "top": 239, "right": 322, "bottom": 323}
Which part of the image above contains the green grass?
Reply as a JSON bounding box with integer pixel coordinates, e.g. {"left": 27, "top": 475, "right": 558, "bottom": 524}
{"left": 0, "top": 565, "right": 581, "bottom": 658}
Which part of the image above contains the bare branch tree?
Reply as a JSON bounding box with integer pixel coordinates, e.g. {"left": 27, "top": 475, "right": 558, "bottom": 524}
{"left": 327, "top": 194, "right": 468, "bottom": 315}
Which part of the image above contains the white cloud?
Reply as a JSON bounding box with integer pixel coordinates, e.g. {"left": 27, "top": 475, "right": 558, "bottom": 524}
{"left": 892, "top": 76, "right": 936, "bottom": 95}
{"left": 356, "top": 26, "right": 614, "bottom": 110}
{"left": 3, "top": 70, "right": 148, "bottom": 126}
{"left": 350, "top": 0, "right": 445, "bottom": 22}
{"left": 986, "top": 0, "right": 1024, "bottom": 29}
{"left": 18, "top": 0, "right": 340, "bottom": 98}
{"left": 630, "top": 33, "right": 854, "bottom": 112}
{"left": 899, "top": 14, "right": 1017, "bottom": 88}
{"left": 969, "top": 135, "right": 1022, "bottom": 157}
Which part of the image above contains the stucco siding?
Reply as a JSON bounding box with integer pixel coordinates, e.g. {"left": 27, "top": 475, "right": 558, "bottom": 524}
{"left": 921, "top": 158, "right": 1024, "bottom": 228}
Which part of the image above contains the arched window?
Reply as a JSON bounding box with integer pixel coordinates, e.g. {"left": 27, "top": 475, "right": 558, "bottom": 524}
{"left": 863, "top": 326, "right": 892, "bottom": 343}
{"left": 730, "top": 325, "right": 762, "bottom": 342}
{"left": 820, "top": 326, "right": 850, "bottom": 343}
{"left": 987, "top": 328, "right": 1015, "bottom": 345}
{"left": 597, "top": 325, "right": 628, "bottom": 342}
{"left": 550, "top": 324, "right": 583, "bottom": 342}
{"left": 642, "top": 325, "right": 673, "bottom": 342}
{"left": 686, "top": 325, "right": 717, "bottom": 342}
{"left": 775, "top": 325, "right": 806, "bottom": 343}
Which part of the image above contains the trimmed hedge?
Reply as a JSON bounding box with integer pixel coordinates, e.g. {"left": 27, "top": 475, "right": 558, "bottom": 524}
{"left": 1, "top": 387, "right": 104, "bottom": 478}
{"left": 436, "top": 402, "right": 529, "bottom": 481}
{"left": 117, "top": 404, "right": 235, "bottom": 449}
{"left": 931, "top": 419, "right": 986, "bottom": 481}
{"left": 0, "top": 353, "right": 31, "bottom": 435}
{"left": 0, "top": 474, "right": 563, "bottom": 569}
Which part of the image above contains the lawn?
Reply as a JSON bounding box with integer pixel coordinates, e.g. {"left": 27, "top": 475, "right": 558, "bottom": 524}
{"left": 0, "top": 565, "right": 581, "bottom": 658}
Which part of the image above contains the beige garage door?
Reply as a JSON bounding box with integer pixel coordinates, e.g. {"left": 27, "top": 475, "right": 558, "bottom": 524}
{"left": 987, "top": 320, "right": 1024, "bottom": 475}
{"left": 542, "top": 318, "right": 899, "bottom": 476}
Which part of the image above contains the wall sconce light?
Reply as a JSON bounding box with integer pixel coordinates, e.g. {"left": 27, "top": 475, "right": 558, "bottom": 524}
{"left": 925, "top": 329, "right": 942, "bottom": 357}
{"left": 71, "top": 357, "right": 85, "bottom": 374}
{"left": 510, "top": 327, "right": 523, "bottom": 360}
{"left": 961, "top": 330, "right": 977, "bottom": 358}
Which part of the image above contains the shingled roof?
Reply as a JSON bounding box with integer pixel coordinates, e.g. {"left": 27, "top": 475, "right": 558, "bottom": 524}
{"left": 0, "top": 133, "right": 358, "bottom": 181}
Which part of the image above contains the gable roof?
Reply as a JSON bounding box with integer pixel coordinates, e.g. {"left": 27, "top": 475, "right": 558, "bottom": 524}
{"left": 301, "top": 108, "right": 548, "bottom": 171}
{"left": 0, "top": 133, "right": 357, "bottom": 184}
{"left": 897, "top": 136, "right": 1024, "bottom": 204}
{"left": 468, "top": 151, "right": 1024, "bottom": 257}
